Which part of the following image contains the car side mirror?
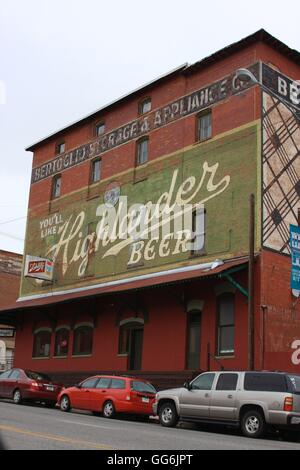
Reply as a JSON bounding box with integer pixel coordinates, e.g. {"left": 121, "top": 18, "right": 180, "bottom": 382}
{"left": 75, "top": 383, "right": 82, "bottom": 389}
{"left": 183, "top": 381, "right": 191, "bottom": 390}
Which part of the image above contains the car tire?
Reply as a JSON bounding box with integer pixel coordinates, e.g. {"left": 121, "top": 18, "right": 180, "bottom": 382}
{"left": 158, "top": 402, "right": 179, "bottom": 428}
{"left": 103, "top": 400, "right": 115, "bottom": 418}
{"left": 241, "top": 409, "right": 266, "bottom": 438}
{"left": 60, "top": 395, "right": 71, "bottom": 412}
{"left": 13, "top": 389, "right": 22, "bottom": 405}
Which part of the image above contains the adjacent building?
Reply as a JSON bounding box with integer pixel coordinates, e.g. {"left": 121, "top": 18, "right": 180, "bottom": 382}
{"left": 0, "top": 29, "right": 300, "bottom": 387}
{"left": 0, "top": 250, "right": 22, "bottom": 370}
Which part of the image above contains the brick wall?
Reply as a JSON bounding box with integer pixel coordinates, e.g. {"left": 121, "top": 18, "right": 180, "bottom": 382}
{"left": 0, "top": 250, "right": 22, "bottom": 307}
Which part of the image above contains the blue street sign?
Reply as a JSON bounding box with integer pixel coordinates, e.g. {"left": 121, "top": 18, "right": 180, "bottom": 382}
{"left": 290, "top": 224, "right": 300, "bottom": 292}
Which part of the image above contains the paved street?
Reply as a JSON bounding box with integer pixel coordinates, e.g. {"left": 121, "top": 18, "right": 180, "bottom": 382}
{"left": 0, "top": 400, "right": 299, "bottom": 450}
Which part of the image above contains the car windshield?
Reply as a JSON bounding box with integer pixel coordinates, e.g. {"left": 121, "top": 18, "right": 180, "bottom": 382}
{"left": 131, "top": 381, "right": 156, "bottom": 394}
{"left": 25, "top": 370, "right": 52, "bottom": 382}
{"left": 287, "top": 375, "right": 300, "bottom": 393}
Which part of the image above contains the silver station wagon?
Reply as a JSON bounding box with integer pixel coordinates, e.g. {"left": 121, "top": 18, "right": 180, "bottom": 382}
{"left": 153, "top": 371, "right": 300, "bottom": 439}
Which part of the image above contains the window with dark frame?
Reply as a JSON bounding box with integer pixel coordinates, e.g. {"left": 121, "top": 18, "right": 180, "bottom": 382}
{"left": 56, "top": 142, "right": 65, "bottom": 154}
{"left": 217, "top": 293, "right": 235, "bottom": 356}
{"left": 91, "top": 158, "right": 101, "bottom": 183}
{"left": 54, "top": 328, "right": 69, "bottom": 357}
{"left": 52, "top": 174, "right": 61, "bottom": 199}
{"left": 73, "top": 325, "right": 93, "bottom": 356}
{"left": 186, "top": 311, "right": 201, "bottom": 370}
{"left": 95, "top": 122, "right": 105, "bottom": 137}
{"left": 32, "top": 330, "right": 51, "bottom": 358}
{"left": 197, "top": 110, "right": 212, "bottom": 142}
{"left": 139, "top": 98, "right": 151, "bottom": 115}
{"left": 136, "top": 137, "right": 149, "bottom": 165}
{"left": 216, "top": 373, "right": 238, "bottom": 391}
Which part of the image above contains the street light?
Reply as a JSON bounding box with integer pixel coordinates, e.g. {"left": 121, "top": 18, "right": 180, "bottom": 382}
{"left": 233, "top": 68, "right": 300, "bottom": 121}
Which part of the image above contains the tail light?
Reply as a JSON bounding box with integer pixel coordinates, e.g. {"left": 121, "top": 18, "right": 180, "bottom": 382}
{"left": 284, "top": 396, "right": 293, "bottom": 412}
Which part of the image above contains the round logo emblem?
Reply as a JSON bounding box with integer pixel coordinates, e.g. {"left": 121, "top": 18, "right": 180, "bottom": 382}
{"left": 104, "top": 183, "right": 121, "bottom": 207}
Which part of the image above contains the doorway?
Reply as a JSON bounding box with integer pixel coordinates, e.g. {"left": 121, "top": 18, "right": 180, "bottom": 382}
{"left": 129, "top": 328, "right": 143, "bottom": 371}
{"left": 119, "top": 321, "right": 144, "bottom": 371}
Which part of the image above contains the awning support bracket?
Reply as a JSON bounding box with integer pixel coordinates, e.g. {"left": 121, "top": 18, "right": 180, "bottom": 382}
{"left": 218, "top": 264, "right": 249, "bottom": 298}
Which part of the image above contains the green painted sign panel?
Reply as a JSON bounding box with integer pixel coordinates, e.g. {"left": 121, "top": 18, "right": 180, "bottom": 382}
{"left": 21, "top": 123, "right": 259, "bottom": 297}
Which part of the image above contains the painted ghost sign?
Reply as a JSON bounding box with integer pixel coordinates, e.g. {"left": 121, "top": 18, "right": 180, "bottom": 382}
{"left": 22, "top": 122, "right": 259, "bottom": 296}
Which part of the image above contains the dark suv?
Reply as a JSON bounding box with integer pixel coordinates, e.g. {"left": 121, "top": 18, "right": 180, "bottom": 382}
{"left": 153, "top": 371, "right": 300, "bottom": 438}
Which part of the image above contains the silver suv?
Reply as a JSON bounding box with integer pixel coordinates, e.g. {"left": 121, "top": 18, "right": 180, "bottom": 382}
{"left": 153, "top": 371, "right": 300, "bottom": 438}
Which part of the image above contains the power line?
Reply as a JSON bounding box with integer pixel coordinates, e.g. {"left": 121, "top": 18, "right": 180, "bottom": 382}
{"left": 0, "top": 231, "right": 24, "bottom": 242}
{"left": 0, "top": 216, "right": 27, "bottom": 226}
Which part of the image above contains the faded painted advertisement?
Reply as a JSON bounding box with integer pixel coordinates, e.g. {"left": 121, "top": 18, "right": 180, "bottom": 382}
{"left": 262, "top": 76, "right": 300, "bottom": 253}
{"left": 22, "top": 123, "right": 259, "bottom": 296}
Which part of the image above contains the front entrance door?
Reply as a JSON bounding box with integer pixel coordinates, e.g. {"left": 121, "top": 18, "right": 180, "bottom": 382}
{"left": 129, "top": 328, "right": 143, "bottom": 371}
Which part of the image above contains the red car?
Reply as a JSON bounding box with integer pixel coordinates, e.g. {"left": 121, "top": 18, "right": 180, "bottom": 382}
{"left": 0, "top": 368, "right": 64, "bottom": 407}
{"left": 57, "top": 375, "right": 156, "bottom": 418}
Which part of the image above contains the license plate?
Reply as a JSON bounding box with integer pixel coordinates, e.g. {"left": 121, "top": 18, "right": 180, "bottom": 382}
{"left": 142, "top": 397, "right": 149, "bottom": 403}
{"left": 46, "top": 386, "right": 54, "bottom": 392}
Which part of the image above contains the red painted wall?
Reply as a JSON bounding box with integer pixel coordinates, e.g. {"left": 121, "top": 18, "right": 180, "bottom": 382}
{"left": 14, "top": 271, "right": 253, "bottom": 375}
{"left": 260, "top": 249, "right": 300, "bottom": 373}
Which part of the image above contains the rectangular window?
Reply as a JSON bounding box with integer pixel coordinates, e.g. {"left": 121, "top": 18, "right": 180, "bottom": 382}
{"left": 137, "top": 138, "right": 148, "bottom": 165}
{"left": 95, "top": 122, "right": 105, "bottom": 136}
{"left": 216, "top": 373, "right": 238, "bottom": 391}
{"left": 110, "top": 378, "right": 126, "bottom": 389}
{"left": 91, "top": 159, "right": 101, "bottom": 183}
{"left": 244, "top": 373, "right": 287, "bottom": 392}
{"left": 139, "top": 98, "right": 151, "bottom": 115}
{"left": 197, "top": 111, "right": 212, "bottom": 141}
{"left": 56, "top": 142, "right": 65, "bottom": 154}
{"left": 186, "top": 312, "right": 201, "bottom": 370}
{"left": 217, "top": 294, "right": 235, "bottom": 356}
{"left": 52, "top": 175, "right": 61, "bottom": 199}
{"left": 191, "top": 207, "right": 205, "bottom": 255}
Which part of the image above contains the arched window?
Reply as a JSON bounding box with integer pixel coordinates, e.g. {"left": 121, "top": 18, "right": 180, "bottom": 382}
{"left": 73, "top": 325, "right": 93, "bottom": 356}
{"left": 217, "top": 293, "right": 235, "bottom": 356}
{"left": 32, "top": 329, "right": 51, "bottom": 358}
{"left": 54, "top": 328, "right": 70, "bottom": 357}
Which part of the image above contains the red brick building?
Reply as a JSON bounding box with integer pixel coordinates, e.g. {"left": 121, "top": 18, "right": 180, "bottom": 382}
{"left": 1, "top": 30, "right": 300, "bottom": 388}
{"left": 0, "top": 250, "right": 22, "bottom": 370}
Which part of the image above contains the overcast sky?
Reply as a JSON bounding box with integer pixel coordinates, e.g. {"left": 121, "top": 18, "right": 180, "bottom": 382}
{"left": 0, "top": 0, "right": 299, "bottom": 254}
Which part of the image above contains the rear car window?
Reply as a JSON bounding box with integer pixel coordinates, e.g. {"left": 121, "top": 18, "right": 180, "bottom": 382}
{"left": 110, "top": 379, "right": 126, "bottom": 389}
{"left": 25, "top": 371, "right": 52, "bottom": 382}
{"left": 244, "top": 373, "right": 287, "bottom": 392}
{"left": 287, "top": 375, "right": 300, "bottom": 393}
{"left": 9, "top": 370, "right": 20, "bottom": 380}
{"left": 216, "top": 373, "right": 238, "bottom": 391}
{"left": 131, "top": 381, "right": 156, "bottom": 394}
{"left": 96, "top": 378, "right": 111, "bottom": 389}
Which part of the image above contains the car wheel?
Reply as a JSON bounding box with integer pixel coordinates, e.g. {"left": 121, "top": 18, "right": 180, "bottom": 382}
{"left": 103, "top": 400, "right": 115, "bottom": 418}
{"left": 13, "top": 389, "right": 22, "bottom": 405}
{"left": 159, "top": 402, "right": 179, "bottom": 427}
{"left": 241, "top": 410, "right": 266, "bottom": 438}
{"left": 60, "top": 395, "right": 71, "bottom": 412}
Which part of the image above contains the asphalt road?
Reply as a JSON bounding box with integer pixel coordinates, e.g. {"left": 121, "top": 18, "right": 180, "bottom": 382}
{"left": 0, "top": 400, "right": 299, "bottom": 450}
